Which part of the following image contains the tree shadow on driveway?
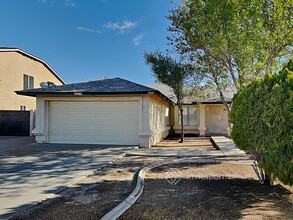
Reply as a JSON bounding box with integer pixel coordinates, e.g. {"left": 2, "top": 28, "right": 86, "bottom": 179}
{"left": 0, "top": 142, "right": 134, "bottom": 219}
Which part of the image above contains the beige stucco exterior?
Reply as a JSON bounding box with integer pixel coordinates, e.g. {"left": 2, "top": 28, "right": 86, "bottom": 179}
{"left": 148, "top": 94, "right": 170, "bottom": 146}
{"left": 0, "top": 50, "right": 64, "bottom": 110}
{"left": 33, "top": 94, "right": 170, "bottom": 148}
{"left": 32, "top": 92, "right": 229, "bottom": 147}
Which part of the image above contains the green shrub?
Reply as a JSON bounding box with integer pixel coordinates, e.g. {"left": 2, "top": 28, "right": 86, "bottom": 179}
{"left": 230, "top": 60, "right": 293, "bottom": 185}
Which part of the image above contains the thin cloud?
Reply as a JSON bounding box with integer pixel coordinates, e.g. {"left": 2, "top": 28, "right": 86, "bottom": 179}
{"left": 38, "top": 0, "right": 54, "bottom": 3}
{"left": 133, "top": 33, "right": 144, "bottom": 46}
{"left": 38, "top": 0, "right": 75, "bottom": 7}
{"left": 38, "top": 0, "right": 55, "bottom": 6}
{"left": 76, "top": 27, "right": 102, "bottom": 34}
{"left": 65, "top": 0, "right": 75, "bottom": 7}
{"left": 105, "top": 19, "right": 138, "bottom": 34}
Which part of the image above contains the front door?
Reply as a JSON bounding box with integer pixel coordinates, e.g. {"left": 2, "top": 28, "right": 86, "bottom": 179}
{"left": 206, "top": 106, "right": 227, "bottom": 134}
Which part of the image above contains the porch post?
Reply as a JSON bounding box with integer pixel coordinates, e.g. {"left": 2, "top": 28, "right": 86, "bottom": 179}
{"left": 198, "top": 104, "right": 206, "bottom": 136}
{"left": 138, "top": 96, "right": 152, "bottom": 148}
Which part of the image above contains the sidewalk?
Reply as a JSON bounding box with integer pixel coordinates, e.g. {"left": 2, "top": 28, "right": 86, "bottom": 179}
{"left": 126, "top": 136, "right": 248, "bottom": 158}
{"left": 126, "top": 149, "right": 223, "bottom": 157}
{"left": 211, "top": 136, "right": 247, "bottom": 156}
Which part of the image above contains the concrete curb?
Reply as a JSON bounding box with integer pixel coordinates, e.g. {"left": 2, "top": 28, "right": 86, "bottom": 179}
{"left": 100, "top": 157, "right": 255, "bottom": 220}
{"left": 125, "top": 151, "right": 225, "bottom": 157}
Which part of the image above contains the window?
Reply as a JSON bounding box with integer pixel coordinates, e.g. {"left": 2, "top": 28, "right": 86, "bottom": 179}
{"left": 178, "top": 106, "right": 196, "bottom": 126}
{"left": 165, "top": 107, "right": 169, "bottom": 126}
{"left": 23, "top": 74, "right": 34, "bottom": 90}
{"left": 20, "top": 105, "right": 26, "bottom": 111}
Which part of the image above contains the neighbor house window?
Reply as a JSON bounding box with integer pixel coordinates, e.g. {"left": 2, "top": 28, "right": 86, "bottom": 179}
{"left": 23, "top": 74, "right": 34, "bottom": 90}
{"left": 20, "top": 105, "right": 26, "bottom": 111}
{"left": 178, "top": 106, "right": 196, "bottom": 126}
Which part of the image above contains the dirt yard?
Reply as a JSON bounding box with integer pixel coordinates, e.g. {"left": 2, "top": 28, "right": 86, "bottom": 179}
{"left": 11, "top": 138, "right": 293, "bottom": 220}
{"left": 119, "top": 163, "right": 293, "bottom": 220}
{"left": 11, "top": 156, "right": 169, "bottom": 220}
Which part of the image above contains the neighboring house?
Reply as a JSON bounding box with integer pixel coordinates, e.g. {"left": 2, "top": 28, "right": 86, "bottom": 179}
{"left": 0, "top": 47, "right": 65, "bottom": 110}
{"left": 16, "top": 77, "right": 232, "bottom": 147}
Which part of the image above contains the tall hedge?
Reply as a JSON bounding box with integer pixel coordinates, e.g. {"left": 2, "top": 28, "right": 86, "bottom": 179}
{"left": 230, "top": 60, "right": 293, "bottom": 185}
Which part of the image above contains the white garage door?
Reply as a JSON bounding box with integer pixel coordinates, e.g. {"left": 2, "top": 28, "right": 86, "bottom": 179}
{"left": 48, "top": 101, "right": 139, "bottom": 145}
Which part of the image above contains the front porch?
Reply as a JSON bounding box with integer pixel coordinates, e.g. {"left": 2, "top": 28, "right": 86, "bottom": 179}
{"left": 127, "top": 136, "right": 249, "bottom": 160}
{"left": 171, "top": 104, "right": 229, "bottom": 136}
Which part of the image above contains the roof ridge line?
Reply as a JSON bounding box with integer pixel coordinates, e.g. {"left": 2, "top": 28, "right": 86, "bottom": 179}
{"left": 115, "top": 77, "right": 157, "bottom": 92}
{"left": 0, "top": 47, "right": 65, "bottom": 84}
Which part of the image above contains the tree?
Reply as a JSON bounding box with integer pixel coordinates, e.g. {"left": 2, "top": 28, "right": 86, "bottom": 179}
{"left": 230, "top": 60, "right": 293, "bottom": 185}
{"left": 167, "top": 0, "right": 293, "bottom": 120}
{"left": 144, "top": 51, "right": 196, "bottom": 143}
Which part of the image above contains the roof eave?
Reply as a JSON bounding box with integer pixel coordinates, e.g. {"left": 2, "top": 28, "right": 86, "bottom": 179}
{"left": 153, "top": 91, "right": 176, "bottom": 105}
{"left": 200, "top": 101, "right": 232, "bottom": 104}
{"left": 179, "top": 101, "right": 232, "bottom": 105}
{"left": 15, "top": 90, "right": 176, "bottom": 105}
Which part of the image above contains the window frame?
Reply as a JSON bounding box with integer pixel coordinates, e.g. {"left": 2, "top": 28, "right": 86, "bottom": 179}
{"left": 20, "top": 105, "right": 26, "bottom": 111}
{"left": 178, "top": 106, "right": 197, "bottom": 126}
{"left": 23, "top": 74, "right": 34, "bottom": 90}
{"left": 165, "top": 107, "right": 169, "bottom": 127}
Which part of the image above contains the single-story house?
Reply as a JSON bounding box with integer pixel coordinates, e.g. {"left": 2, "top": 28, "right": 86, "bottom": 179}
{"left": 16, "top": 78, "right": 232, "bottom": 147}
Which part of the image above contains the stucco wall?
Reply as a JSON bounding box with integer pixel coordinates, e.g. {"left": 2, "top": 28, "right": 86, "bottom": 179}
{"left": 148, "top": 95, "right": 170, "bottom": 146}
{"left": 0, "top": 52, "right": 63, "bottom": 110}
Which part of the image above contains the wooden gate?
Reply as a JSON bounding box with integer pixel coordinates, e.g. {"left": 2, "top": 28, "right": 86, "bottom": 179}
{"left": 0, "top": 111, "right": 31, "bottom": 136}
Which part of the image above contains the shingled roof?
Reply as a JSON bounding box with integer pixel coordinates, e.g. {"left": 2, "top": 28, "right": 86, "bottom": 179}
{"left": 15, "top": 77, "right": 175, "bottom": 104}
{"left": 148, "top": 84, "right": 234, "bottom": 104}
{"left": 148, "top": 84, "right": 178, "bottom": 103}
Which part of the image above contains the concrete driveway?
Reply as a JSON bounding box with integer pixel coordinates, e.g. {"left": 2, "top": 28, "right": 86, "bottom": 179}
{"left": 0, "top": 137, "right": 134, "bottom": 219}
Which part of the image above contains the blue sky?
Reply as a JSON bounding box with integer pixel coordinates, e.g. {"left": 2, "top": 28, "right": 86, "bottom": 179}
{"left": 0, "top": 0, "right": 173, "bottom": 84}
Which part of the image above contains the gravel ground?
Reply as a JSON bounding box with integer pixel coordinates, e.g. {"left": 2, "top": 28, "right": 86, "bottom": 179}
{"left": 119, "top": 163, "right": 293, "bottom": 220}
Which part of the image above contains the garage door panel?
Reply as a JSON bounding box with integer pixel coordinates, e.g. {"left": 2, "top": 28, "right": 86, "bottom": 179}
{"left": 48, "top": 101, "right": 139, "bottom": 145}
{"left": 49, "top": 127, "right": 138, "bottom": 135}
{"left": 49, "top": 119, "right": 138, "bottom": 129}
{"left": 57, "top": 111, "right": 136, "bottom": 116}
